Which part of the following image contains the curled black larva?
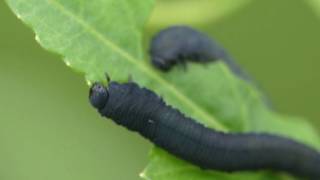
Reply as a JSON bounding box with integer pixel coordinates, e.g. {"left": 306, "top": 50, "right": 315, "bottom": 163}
{"left": 150, "top": 26, "right": 273, "bottom": 107}
{"left": 150, "top": 26, "right": 220, "bottom": 71}
{"left": 89, "top": 81, "right": 320, "bottom": 179}
{"left": 149, "top": 26, "right": 252, "bottom": 81}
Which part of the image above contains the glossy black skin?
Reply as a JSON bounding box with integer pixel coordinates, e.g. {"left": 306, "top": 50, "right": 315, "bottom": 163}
{"left": 150, "top": 26, "right": 220, "bottom": 70}
{"left": 149, "top": 26, "right": 252, "bottom": 81}
{"left": 150, "top": 26, "right": 273, "bottom": 107}
{"left": 89, "top": 81, "right": 320, "bottom": 179}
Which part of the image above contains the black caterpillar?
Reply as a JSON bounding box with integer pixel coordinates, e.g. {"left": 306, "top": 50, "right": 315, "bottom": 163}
{"left": 150, "top": 26, "right": 252, "bottom": 81}
{"left": 89, "top": 81, "right": 320, "bottom": 179}
{"left": 150, "top": 26, "right": 273, "bottom": 107}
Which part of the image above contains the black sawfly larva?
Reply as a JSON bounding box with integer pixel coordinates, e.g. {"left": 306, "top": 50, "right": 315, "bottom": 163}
{"left": 89, "top": 81, "right": 320, "bottom": 179}
{"left": 149, "top": 26, "right": 252, "bottom": 81}
{"left": 150, "top": 25, "right": 273, "bottom": 107}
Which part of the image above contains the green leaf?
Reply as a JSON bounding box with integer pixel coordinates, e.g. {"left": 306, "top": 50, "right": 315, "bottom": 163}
{"left": 6, "top": 1, "right": 320, "bottom": 180}
{"left": 148, "top": 0, "right": 254, "bottom": 28}
{"left": 6, "top": 0, "right": 153, "bottom": 82}
{"left": 6, "top": 0, "right": 228, "bottom": 132}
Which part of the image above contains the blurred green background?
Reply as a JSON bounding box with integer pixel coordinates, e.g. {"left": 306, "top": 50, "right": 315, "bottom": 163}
{"left": 0, "top": 0, "right": 319, "bottom": 180}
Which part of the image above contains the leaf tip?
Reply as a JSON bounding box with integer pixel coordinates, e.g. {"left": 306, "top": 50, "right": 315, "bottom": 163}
{"left": 86, "top": 79, "right": 93, "bottom": 86}
{"left": 139, "top": 171, "right": 150, "bottom": 180}
{"left": 34, "top": 34, "right": 41, "bottom": 44}
{"left": 16, "top": 13, "right": 22, "bottom": 20}
{"left": 65, "top": 60, "right": 72, "bottom": 67}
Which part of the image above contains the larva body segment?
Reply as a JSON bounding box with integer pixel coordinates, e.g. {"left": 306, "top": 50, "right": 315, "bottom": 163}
{"left": 150, "top": 26, "right": 221, "bottom": 71}
{"left": 89, "top": 82, "right": 320, "bottom": 179}
{"left": 150, "top": 26, "right": 272, "bottom": 107}
{"left": 150, "top": 26, "right": 252, "bottom": 82}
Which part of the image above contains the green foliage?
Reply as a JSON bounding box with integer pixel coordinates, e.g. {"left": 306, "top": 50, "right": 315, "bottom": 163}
{"left": 6, "top": 0, "right": 153, "bottom": 83}
{"left": 6, "top": 0, "right": 320, "bottom": 180}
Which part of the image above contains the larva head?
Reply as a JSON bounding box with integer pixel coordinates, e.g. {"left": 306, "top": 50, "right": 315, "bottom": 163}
{"left": 89, "top": 83, "right": 109, "bottom": 110}
{"left": 152, "top": 56, "right": 171, "bottom": 71}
